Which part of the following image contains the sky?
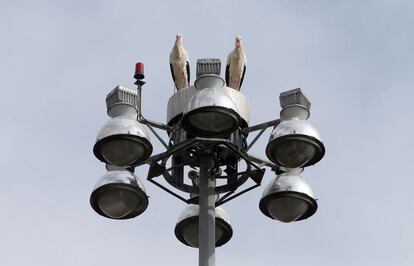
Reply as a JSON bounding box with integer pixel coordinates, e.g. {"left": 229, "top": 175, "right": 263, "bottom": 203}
{"left": 1, "top": 0, "right": 414, "bottom": 265}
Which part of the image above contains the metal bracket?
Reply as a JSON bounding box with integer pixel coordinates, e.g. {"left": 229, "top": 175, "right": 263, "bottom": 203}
{"left": 242, "top": 119, "right": 280, "bottom": 134}
{"left": 244, "top": 118, "right": 281, "bottom": 154}
{"left": 138, "top": 114, "right": 173, "bottom": 132}
{"left": 215, "top": 168, "right": 265, "bottom": 206}
{"left": 143, "top": 137, "right": 268, "bottom": 205}
{"left": 144, "top": 122, "right": 169, "bottom": 149}
{"left": 135, "top": 118, "right": 285, "bottom": 206}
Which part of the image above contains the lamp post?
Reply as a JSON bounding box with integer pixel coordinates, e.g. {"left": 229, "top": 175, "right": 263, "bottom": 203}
{"left": 90, "top": 58, "right": 325, "bottom": 266}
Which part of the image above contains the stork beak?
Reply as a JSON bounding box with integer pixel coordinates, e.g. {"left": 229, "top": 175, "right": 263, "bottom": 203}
{"left": 235, "top": 38, "right": 242, "bottom": 47}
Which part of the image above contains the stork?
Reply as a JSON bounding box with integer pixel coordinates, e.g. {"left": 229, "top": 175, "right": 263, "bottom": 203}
{"left": 225, "top": 36, "right": 247, "bottom": 91}
{"left": 169, "top": 34, "right": 190, "bottom": 91}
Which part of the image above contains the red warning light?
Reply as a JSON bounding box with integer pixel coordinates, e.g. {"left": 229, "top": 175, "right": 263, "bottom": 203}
{"left": 134, "top": 62, "right": 145, "bottom": 80}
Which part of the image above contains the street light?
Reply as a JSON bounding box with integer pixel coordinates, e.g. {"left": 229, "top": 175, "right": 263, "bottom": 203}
{"left": 175, "top": 204, "right": 233, "bottom": 248}
{"left": 265, "top": 89, "right": 325, "bottom": 168}
{"left": 93, "top": 86, "right": 153, "bottom": 167}
{"left": 259, "top": 169, "right": 317, "bottom": 222}
{"left": 90, "top": 169, "right": 149, "bottom": 219}
{"left": 90, "top": 58, "right": 326, "bottom": 266}
{"left": 182, "top": 75, "right": 241, "bottom": 137}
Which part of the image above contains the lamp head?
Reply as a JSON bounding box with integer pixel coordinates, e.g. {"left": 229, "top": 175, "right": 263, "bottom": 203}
{"left": 259, "top": 172, "right": 317, "bottom": 222}
{"left": 174, "top": 204, "right": 233, "bottom": 248}
{"left": 183, "top": 75, "right": 240, "bottom": 138}
{"left": 266, "top": 88, "right": 324, "bottom": 168}
{"left": 266, "top": 119, "right": 325, "bottom": 168}
{"left": 90, "top": 170, "right": 149, "bottom": 220}
{"left": 93, "top": 117, "right": 153, "bottom": 166}
{"left": 93, "top": 86, "right": 152, "bottom": 167}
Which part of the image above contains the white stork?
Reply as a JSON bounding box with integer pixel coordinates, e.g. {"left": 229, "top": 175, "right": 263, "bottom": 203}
{"left": 169, "top": 34, "right": 190, "bottom": 91}
{"left": 225, "top": 36, "right": 247, "bottom": 91}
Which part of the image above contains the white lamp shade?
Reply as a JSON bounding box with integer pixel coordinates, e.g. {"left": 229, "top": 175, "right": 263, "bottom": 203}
{"left": 94, "top": 117, "right": 152, "bottom": 166}
{"left": 259, "top": 173, "right": 317, "bottom": 222}
{"left": 90, "top": 170, "right": 148, "bottom": 219}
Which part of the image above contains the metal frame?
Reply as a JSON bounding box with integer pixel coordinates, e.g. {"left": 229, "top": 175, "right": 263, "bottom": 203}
{"left": 131, "top": 107, "right": 283, "bottom": 206}
{"left": 144, "top": 136, "right": 267, "bottom": 205}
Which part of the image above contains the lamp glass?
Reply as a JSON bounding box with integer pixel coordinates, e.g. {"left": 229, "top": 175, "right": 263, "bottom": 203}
{"left": 182, "top": 222, "right": 224, "bottom": 247}
{"left": 270, "top": 139, "right": 316, "bottom": 168}
{"left": 188, "top": 111, "right": 236, "bottom": 134}
{"left": 267, "top": 196, "right": 309, "bottom": 223}
{"left": 97, "top": 187, "right": 141, "bottom": 219}
{"left": 100, "top": 138, "right": 146, "bottom": 166}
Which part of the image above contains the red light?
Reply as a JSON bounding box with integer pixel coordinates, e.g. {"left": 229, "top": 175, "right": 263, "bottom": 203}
{"left": 135, "top": 62, "right": 144, "bottom": 75}
{"left": 134, "top": 62, "right": 145, "bottom": 80}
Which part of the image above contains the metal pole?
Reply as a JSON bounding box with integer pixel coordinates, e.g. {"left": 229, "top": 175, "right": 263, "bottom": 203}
{"left": 134, "top": 80, "right": 144, "bottom": 119}
{"left": 199, "top": 155, "right": 216, "bottom": 266}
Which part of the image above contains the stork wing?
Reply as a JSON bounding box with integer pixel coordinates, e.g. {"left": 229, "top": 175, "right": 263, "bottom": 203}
{"left": 186, "top": 61, "right": 190, "bottom": 84}
{"left": 170, "top": 63, "right": 176, "bottom": 84}
{"left": 239, "top": 65, "right": 246, "bottom": 89}
{"left": 225, "top": 63, "right": 230, "bottom": 86}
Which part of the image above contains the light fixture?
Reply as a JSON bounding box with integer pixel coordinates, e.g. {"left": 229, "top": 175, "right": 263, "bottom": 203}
{"left": 259, "top": 171, "right": 317, "bottom": 223}
{"left": 91, "top": 59, "right": 327, "bottom": 265}
{"left": 93, "top": 85, "right": 153, "bottom": 167}
{"left": 174, "top": 204, "right": 233, "bottom": 248}
{"left": 182, "top": 75, "right": 241, "bottom": 137}
{"left": 266, "top": 119, "right": 324, "bottom": 168}
{"left": 90, "top": 169, "right": 149, "bottom": 219}
{"left": 266, "top": 88, "right": 325, "bottom": 168}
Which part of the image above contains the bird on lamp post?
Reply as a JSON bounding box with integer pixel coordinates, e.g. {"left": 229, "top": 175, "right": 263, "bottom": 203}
{"left": 225, "top": 36, "right": 247, "bottom": 91}
{"left": 169, "top": 33, "right": 190, "bottom": 92}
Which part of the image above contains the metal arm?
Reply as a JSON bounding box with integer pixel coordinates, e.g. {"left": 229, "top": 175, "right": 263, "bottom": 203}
{"left": 143, "top": 121, "right": 169, "bottom": 149}
{"left": 243, "top": 119, "right": 281, "bottom": 152}
{"left": 138, "top": 115, "right": 173, "bottom": 131}
{"left": 135, "top": 74, "right": 173, "bottom": 132}
{"left": 242, "top": 119, "right": 280, "bottom": 134}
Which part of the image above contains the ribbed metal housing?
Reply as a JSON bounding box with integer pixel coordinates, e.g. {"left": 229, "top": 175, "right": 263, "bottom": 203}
{"left": 106, "top": 85, "right": 138, "bottom": 110}
{"left": 279, "top": 88, "right": 311, "bottom": 110}
{"left": 196, "top": 58, "right": 221, "bottom": 78}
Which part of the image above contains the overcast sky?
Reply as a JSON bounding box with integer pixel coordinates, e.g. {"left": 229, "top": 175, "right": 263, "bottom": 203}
{"left": 1, "top": 1, "right": 414, "bottom": 265}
